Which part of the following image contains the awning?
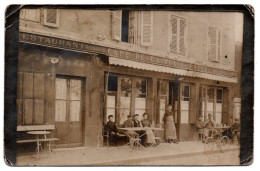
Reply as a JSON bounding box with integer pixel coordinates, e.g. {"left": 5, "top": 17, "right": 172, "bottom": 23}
{"left": 109, "top": 57, "right": 237, "bottom": 83}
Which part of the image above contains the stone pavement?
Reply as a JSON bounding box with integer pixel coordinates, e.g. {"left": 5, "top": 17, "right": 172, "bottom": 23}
{"left": 16, "top": 141, "right": 240, "bottom": 166}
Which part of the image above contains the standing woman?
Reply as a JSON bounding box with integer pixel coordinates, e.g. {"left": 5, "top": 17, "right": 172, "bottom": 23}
{"left": 163, "top": 104, "right": 178, "bottom": 144}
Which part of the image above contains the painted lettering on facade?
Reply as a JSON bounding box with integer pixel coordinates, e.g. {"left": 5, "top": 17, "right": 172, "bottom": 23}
{"left": 19, "top": 32, "right": 237, "bottom": 78}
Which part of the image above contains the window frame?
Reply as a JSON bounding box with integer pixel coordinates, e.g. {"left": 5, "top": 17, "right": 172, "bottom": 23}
{"left": 43, "top": 9, "right": 60, "bottom": 28}
{"left": 168, "top": 13, "right": 188, "bottom": 57}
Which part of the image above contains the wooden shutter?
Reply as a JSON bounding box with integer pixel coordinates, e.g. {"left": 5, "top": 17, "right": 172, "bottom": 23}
{"left": 189, "top": 84, "right": 197, "bottom": 124}
{"left": 23, "top": 72, "right": 33, "bottom": 98}
{"left": 24, "top": 99, "right": 33, "bottom": 124}
{"left": 208, "top": 27, "right": 219, "bottom": 62}
{"left": 218, "top": 30, "right": 221, "bottom": 61}
{"left": 34, "top": 73, "right": 45, "bottom": 99}
{"left": 222, "top": 88, "right": 229, "bottom": 124}
{"left": 34, "top": 99, "right": 44, "bottom": 124}
{"left": 179, "top": 19, "right": 186, "bottom": 55}
{"left": 170, "top": 16, "right": 178, "bottom": 52}
{"left": 43, "top": 9, "right": 60, "bottom": 27}
{"left": 112, "top": 10, "right": 122, "bottom": 41}
{"left": 141, "top": 11, "right": 153, "bottom": 46}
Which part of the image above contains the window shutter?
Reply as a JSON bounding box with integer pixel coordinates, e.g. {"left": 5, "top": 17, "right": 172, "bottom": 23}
{"left": 43, "top": 9, "right": 60, "bottom": 27}
{"left": 208, "top": 27, "right": 219, "bottom": 62}
{"left": 170, "top": 16, "right": 178, "bottom": 52}
{"left": 179, "top": 19, "right": 186, "bottom": 54}
{"left": 112, "top": 10, "right": 122, "bottom": 41}
{"left": 218, "top": 30, "right": 221, "bottom": 61}
{"left": 189, "top": 84, "right": 197, "bottom": 124}
{"left": 141, "top": 11, "right": 153, "bottom": 46}
{"left": 222, "top": 88, "right": 229, "bottom": 124}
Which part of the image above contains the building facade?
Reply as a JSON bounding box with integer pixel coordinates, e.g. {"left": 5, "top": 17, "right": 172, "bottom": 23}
{"left": 17, "top": 8, "right": 241, "bottom": 148}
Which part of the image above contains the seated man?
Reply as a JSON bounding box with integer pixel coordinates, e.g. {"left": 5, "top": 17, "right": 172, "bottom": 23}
{"left": 133, "top": 114, "right": 146, "bottom": 145}
{"left": 231, "top": 118, "right": 240, "bottom": 144}
{"left": 196, "top": 116, "right": 204, "bottom": 141}
{"left": 123, "top": 115, "right": 139, "bottom": 139}
{"left": 104, "top": 115, "right": 118, "bottom": 146}
{"left": 203, "top": 113, "right": 216, "bottom": 142}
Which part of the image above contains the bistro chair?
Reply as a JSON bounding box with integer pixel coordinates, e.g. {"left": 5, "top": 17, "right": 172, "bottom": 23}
{"left": 103, "top": 129, "right": 110, "bottom": 147}
{"left": 194, "top": 128, "right": 204, "bottom": 142}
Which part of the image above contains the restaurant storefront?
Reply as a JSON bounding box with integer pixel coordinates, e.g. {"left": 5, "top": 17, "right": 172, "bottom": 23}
{"left": 17, "top": 32, "right": 238, "bottom": 148}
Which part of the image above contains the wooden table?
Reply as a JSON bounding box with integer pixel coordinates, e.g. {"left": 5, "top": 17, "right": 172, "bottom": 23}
{"left": 27, "top": 131, "right": 51, "bottom": 158}
{"left": 118, "top": 127, "right": 163, "bottom": 149}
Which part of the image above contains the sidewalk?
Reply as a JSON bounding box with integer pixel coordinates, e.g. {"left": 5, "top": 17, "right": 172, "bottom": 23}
{"left": 16, "top": 141, "right": 240, "bottom": 166}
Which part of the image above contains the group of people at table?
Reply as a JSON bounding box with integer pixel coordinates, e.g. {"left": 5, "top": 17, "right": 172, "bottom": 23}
{"left": 196, "top": 113, "right": 241, "bottom": 143}
{"left": 104, "top": 104, "right": 240, "bottom": 147}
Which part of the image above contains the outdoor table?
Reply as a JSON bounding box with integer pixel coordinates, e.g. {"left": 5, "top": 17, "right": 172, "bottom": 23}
{"left": 118, "top": 127, "right": 163, "bottom": 149}
{"left": 27, "top": 131, "right": 51, "bottom": 158}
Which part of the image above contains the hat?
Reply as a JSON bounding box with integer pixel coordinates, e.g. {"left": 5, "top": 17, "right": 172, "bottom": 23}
{"left": 127, "top": 115, "right": 132, "bottom": 118}
{"left": 134, "top": 114, "right": 139, "bottom": 117}
{"left": 108, "top": 115, "right": 113, "bottom": 119}
{"left": 208, "top": 113, "right": 213, "bottom": 116}
{"left": 143, "top": 113, "right": 148, "bottom": 117}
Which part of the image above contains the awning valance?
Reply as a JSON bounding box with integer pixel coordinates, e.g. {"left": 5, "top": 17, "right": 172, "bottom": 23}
{"left": 109, "top": 57, "right": 237, "bottom": 83}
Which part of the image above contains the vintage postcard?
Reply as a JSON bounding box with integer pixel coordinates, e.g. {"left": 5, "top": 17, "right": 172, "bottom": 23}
{"left": 4, "top": 5, "right": 254, "bottom": 166}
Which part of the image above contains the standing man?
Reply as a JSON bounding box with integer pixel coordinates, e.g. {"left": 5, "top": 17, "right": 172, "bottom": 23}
{"left": 231, "top": 118, "right": 240, "bottom": 144}
{"left": 104, "top": 115, "right": 118, "bottom": 146}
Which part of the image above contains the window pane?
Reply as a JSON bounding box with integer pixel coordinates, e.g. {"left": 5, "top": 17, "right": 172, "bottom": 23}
{"left": 207, "top": 101, "right": 214, "bottom": 112}
{"left": 184, "top": 86, "right": 190, "bottom": 97}
{"left": 120, "top": 96, "right": 131, "bottom": 109}
{"left": 159, "top": 81, "right": 167, "bottom": 95}
{"left": 217, "top": 89, "right": 223, "bottom": 103}
{"left": 216, "top": 112, "right": 222, "bottom": 124}
{"left": 119, "top": 109, "right": 130, "bottom": 124}
{"left": 121, "top": 77, "right": 132, "bottom": 94}
{"left": 107, "top": 95, "right": 116, "bottom": 108}
{"left": 135, "top": 97, "right": 146, "bottom": 109}
{"left": 55, "top": 100, "right": 66, "bottom": 122}
{"left": 207, "top": 88, "right": 214, "bottom": 100}
{"left": 216, "top": 103, "right": 222, "bottom": 113}
{"left": 70, "top": 101, "right": 80, "bottom": 122}
{"left": 70, "top": 79, "right": 82, "bottom": 100}
{"left": 136, "top": 80, "right": 146, "bottom": 96}
{"left": 56, "top": 78, "right": 67, "bottom": 100}
{"left": 108, "top": 76, "right": 118, "bottom": 92}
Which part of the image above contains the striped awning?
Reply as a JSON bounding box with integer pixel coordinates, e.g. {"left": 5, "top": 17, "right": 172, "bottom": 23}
{"left": 109, "top": 57, "right": 237, "bottom": 83}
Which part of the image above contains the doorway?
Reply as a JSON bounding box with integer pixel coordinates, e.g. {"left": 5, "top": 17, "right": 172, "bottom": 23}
{"left": 54, "top": 76, "right": 85, "bottom": 147}
{"left": 169, "top": 82, "right": 180, "bottom": 139}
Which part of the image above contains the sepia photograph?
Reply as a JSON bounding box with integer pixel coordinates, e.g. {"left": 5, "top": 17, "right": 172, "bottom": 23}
{"left": 4, "top": 4, "right": 254, "bottom": 166}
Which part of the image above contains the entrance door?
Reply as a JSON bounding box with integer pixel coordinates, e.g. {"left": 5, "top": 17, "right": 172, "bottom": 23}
{"left": 55, "top": 77, "right": 84, "bottom": 147}
{"left": 169, "top": 82, "right": 180, "bottom": 139}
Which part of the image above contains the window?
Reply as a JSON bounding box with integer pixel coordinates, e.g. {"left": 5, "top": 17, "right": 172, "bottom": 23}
{"left": 111, "top": 10, "right": 153, "bottom": 46}
{"left": 105, "top": 75, "right": 147, "bottom": 124}
{"left": 43, "top": 9, "right": 60, "bottom": 27}
{"left": 170, "top": 15, "right": 186, "bottom": 55}
{"left": 200, "top": 86, "right": 223, "bottom": 124}
{"left": 180, "top": 84, "right": 190, "bottom": 124}
{"left": 16, "top": 72, "right": 45, "bottom": 125}
{"left": 208, "top": 27, "right": 221, "bottom": 62}
{"left": 20, "top": 8, "right": 40, "bottom": 22}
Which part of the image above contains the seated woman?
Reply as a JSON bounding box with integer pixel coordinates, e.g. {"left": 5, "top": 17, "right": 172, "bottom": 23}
{"left": 141, "top": 113, "right": 156, "bottom": 146}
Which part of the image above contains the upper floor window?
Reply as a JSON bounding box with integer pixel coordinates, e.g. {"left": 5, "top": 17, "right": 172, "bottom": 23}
{"left": 112, "top": 10, "right": 153, "bottom": 46}
{"left": 170, "top": 15, "right": 186, "bottom": 55}
{"left": 208, "top": 27, "right": 221, "bottom": 62}
{"left": 43, "top": 9, "right": 60, "bottom": 28}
